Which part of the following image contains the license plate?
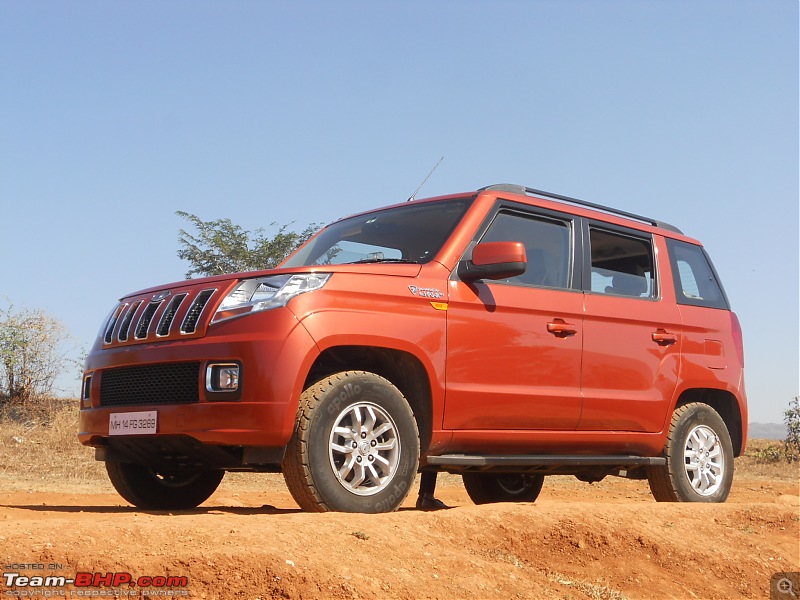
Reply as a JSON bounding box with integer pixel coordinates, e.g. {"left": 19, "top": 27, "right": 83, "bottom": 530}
{"left": 109, "top": 411, "right": 157, "bottom": 435}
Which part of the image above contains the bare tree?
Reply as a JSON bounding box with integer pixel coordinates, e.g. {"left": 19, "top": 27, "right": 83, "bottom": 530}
{"left": 785, "top": 396, "right": 800, "bottom": 462}
{"left": 0, "top": 304, "right": 69, "bottom": 406}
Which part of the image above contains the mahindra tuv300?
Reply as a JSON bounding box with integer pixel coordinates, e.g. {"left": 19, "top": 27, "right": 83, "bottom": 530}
{"left": 79, "top": 184, "right": 747, "bottom": 512}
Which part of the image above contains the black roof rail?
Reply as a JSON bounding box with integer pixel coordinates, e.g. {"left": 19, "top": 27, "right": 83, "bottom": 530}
{"left": 480, "top": 183, "right": 683, "bottom": 234}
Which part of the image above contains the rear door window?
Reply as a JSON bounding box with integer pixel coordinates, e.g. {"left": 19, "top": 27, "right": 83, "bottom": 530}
{"left": 588, "top": 227, "right": 656, "bottom": 298}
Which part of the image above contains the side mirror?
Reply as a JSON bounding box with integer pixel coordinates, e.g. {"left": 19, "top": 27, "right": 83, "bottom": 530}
{"left": 457, "top": 241, "right": 527, "bottom": 282}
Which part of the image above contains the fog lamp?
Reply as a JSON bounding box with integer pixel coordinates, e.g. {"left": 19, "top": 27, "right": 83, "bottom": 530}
{"left": 82, "top": 375, "right": 92, "bottom": 408}
{"left": 206, "top": 363, "right": 240, "bottom": 392}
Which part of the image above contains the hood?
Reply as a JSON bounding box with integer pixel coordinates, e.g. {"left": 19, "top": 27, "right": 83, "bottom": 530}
{"left": 121, "top": 263, "right": 423, "bottom": 301}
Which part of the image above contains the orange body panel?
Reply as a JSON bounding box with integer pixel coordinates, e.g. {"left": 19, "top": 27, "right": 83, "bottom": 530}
{"left": 445, "top": 283, "right": 583, "bottom": 430}
{"left": 578, "top": 236, "right": 682, "bottom": 432}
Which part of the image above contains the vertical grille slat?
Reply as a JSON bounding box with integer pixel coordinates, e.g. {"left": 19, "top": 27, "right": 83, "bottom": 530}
{"left": 181, "top": 289, "right": 215, "bottom": 334}
{"left": 103, "top": 304, "right": 126, "bottom": 344}
{"left": 118, "top": 301, "right": 142, "bottom": 342}
{"left": 156, "top": 293, "right": 187, "bottom": 337}
{"left": 135, "top": 301, "right": 162, "bottom": 340}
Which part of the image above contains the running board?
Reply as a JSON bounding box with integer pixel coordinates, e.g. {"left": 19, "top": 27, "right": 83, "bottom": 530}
{"left": 426, "top": 454, "right": 665, "bottom": 473}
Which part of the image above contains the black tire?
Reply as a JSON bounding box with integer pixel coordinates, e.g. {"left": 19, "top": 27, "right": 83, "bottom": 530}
{"left": 647, "top": 402, "right": 734, "bottom": 502}
{"left": 282, "top": 371, "right": 420, "bottom": 513}
{"left": 106, "top": 462, "right": 224, "bottom": 510}
{"left": 462, "top": 472, "right": 544, "bottom": 505}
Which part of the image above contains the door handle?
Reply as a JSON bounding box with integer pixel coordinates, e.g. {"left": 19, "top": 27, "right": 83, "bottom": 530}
{"left": 547, "top": 319, "right": 577, "bottom": 338}
{"left": 651, "top": 329, "right": 677, "bottom": 346}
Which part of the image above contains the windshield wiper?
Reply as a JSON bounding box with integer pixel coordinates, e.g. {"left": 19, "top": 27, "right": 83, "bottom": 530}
{"left": 349, "top": 258, "right": 420, "bottom": 265}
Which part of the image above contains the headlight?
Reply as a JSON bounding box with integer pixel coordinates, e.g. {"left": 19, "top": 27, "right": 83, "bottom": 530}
{"left": 212, "top": 273, "right": 331, "bottom": 323}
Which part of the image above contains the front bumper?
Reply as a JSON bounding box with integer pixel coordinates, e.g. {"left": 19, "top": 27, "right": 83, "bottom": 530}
{"left": 78, "top": 399, "right": 295, "bottom": 448}
{"left": 78, "top": 307, "right": 320, "bottom": 463}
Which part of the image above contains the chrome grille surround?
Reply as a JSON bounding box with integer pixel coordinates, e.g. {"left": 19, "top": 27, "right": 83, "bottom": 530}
{"left": 135, "top": 301, "right": 161, "bottom": 339}
{"left": 181, "top": 289, "right": 215, "bottom": 334}
{"left": 156, "top": 293, "right": 187, "bottom": 337}
{"left": 103, "top": 304, "right": 126, "bottom": 344}
{"left": 118, "top": 301, "right": 142, "bottom": 342}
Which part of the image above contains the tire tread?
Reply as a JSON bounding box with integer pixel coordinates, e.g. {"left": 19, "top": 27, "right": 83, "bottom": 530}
{"left": 647, "top": 402, "right": 733, "bottom": 503}
{"left": 106, "top": 462, "right": 223, "bottom": 510}
{"left": 282, "top": 370, "right": 419, "bottom": 513}
{"left": 282, "top": 374, "right": 340, "bottom": 512}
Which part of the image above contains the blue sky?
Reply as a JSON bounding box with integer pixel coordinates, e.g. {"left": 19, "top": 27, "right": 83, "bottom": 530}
{"left": 1, "top": 1, "right": 797, "bottom": 423}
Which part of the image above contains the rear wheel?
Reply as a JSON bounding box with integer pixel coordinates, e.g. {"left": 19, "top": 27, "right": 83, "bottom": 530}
{"left": 106, "top": 462, "right": 224, "bottom": 510}
{"left": 282, "top": 371, "right": 420, "bottom": 513}
{"left": 462, "top": 472, "right": 544, "bottom": 505}
{"left": 647, "top": 402, "right": 734, "bottom": 502}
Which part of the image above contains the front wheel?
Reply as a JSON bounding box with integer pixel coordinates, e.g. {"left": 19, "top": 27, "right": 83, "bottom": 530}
{"left": 462, "top": 472, "right": 544, "bottom": 505}
{"left": 106, "top": 462, "right": 224, "bottom": 510}
{"left": 282, "top": 371, "right": 420, "bottom": 513}
{"left": 647, "top": 402, "right": 734, "bottom": 502}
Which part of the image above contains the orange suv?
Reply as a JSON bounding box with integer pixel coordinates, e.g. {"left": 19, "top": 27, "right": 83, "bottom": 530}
{"left": 78, "top": 184, "right": 747, "bottom": 512}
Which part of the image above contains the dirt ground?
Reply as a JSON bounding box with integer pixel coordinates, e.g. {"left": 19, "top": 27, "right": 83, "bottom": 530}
{"left": 0, "top": 462, "right": 797, "bottom": 600}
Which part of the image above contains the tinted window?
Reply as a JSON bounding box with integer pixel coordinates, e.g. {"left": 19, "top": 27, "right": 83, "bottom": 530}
{"left": 589, "top": 228, "right": 655, "bottom": 298}
{"left": 479, "top": 211, "right": 571, "bottom": 289}
{"left": 282, "top": 198, "right": 472, "bottom": 267}
{"left": 666, "top": 238, "right": 729, "bottom": 309}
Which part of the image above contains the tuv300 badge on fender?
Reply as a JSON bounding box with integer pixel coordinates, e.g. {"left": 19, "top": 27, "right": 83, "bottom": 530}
{"left": 408, "top": 285, "right": 444, "bottom": 299}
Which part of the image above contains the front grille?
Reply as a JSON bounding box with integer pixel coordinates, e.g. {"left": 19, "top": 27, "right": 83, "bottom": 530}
{"left": 99, "top": 362, "right": 201, "bottom": 407}
{"left": 101, "top": 287, "right": 217, "bottom": 347}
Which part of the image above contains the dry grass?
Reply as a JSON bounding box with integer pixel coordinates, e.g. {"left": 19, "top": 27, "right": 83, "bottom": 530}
{"left": 0, "top": 403, "right": 797, "bottom": 490}
{"left": 548, "top": 572, "right": 629, "bottom": 600}
{"left": 0, "top": 399, "right": 105, "bottom": 485}
{"left": 738, "top": 438, "right": 800, "bottom": 480}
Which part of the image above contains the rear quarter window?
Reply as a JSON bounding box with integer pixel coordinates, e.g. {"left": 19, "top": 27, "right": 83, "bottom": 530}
{"left": 666, "top": 238, "right": 729, "bottom": 310}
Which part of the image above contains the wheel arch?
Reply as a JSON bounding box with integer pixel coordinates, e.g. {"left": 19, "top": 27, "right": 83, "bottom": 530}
{"left": 304, "top": 346, "right": 434, "bottom": 454}
{"left": 674, "top": 388, "right": 744, "bottom": 457}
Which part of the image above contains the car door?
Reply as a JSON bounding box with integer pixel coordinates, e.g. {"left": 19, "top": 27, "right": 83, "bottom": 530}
{"left": 579, "top": 223, "right": 682, "bottom": 432}
{"left": 444, "top": 205, "right": 584, "bottom": 430}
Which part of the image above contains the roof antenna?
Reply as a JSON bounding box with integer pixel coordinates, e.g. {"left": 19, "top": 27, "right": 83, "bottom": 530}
{"left": 407, "top": 156, "right": 444, "bottom": 201}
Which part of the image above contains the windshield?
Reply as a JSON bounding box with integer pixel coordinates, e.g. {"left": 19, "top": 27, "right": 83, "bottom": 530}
{"left": 282, "top": 197, "right": 473, "bottom": 267}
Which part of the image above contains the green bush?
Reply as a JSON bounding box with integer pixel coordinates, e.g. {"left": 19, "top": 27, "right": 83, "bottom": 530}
{"left": 749, "top": 444, "right": 787, "bottom": 464}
